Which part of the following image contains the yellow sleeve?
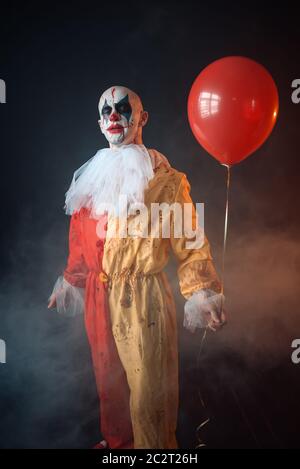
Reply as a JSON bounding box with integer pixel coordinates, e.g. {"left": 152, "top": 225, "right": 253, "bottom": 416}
{"left": 170, "top": 174, "right": 222, "bottom": 299}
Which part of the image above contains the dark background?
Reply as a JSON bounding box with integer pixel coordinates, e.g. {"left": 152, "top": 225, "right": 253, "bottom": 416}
{"left": 0, "top": 1, "right": 300, "bottom": 448}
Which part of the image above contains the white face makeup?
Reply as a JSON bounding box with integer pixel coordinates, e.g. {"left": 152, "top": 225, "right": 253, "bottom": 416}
{"left": 98, "top": 86, "right": 145, "bottom": 146}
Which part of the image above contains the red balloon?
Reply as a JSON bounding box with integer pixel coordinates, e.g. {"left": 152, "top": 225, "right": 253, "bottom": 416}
{"left": 187, "top": 56, "right": 279, "bottom": 165}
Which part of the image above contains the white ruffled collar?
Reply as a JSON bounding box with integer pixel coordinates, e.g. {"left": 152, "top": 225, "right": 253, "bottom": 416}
{"left": 64, "top": 144, "right": 170, "bottom": 219}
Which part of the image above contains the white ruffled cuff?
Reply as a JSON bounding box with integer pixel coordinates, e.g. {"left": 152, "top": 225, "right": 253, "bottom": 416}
{"left": 183, "top": 288, "right": 224, "bottom": 332}
{"left": 49, "top": 276, "right": 85, "bottom": 317}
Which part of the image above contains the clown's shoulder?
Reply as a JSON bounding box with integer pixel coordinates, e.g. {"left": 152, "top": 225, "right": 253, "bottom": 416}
{"left": 148, "top": 147, "right": 191, "bottom": 199}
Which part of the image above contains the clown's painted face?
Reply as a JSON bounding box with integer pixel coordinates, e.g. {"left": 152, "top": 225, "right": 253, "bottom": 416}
{"left": 98, "top": 86, "right": 145, "bottom": 146}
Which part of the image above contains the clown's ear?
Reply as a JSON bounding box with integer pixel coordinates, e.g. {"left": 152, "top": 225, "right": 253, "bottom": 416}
{"left": 139, "top": 110, "right": 149, "bottom": 127}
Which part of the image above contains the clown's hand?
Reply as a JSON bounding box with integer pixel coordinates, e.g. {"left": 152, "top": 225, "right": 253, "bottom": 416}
{"left": 183, "top": 289, "right": 226, "bottom": 333}
{"left": 47, "top": 276, "right": 85, "bottom": 317}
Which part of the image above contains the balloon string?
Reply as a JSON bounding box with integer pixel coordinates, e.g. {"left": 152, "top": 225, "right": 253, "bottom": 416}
{"left": 220, "top": 164, "right": 231, "bottom": 313}
{"left": 198, "top": 164, "right": 231, "bottom": 353}
{"left": 196, "top": 164, "right": 231, "bottom": 441}
{"left": 196, "top": 163, "right": 231, "bottom": 441}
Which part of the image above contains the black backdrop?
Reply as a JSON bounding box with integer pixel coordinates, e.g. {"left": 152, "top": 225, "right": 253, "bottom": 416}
{"left": 0, "top": 2, "right": 300, "bottom": 448}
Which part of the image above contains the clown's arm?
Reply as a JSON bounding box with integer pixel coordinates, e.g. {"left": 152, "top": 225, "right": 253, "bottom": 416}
{"left": 48, "top": 212, "right": 88, "bottom": 316}
{"left": 171, "top": 174, "right": 226, "bottom": 332}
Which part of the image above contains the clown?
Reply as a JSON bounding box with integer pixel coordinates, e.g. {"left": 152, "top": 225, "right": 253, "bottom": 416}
{"left": 99, "top": 87, "right": 147, "bottom": 146}
{"left": 48, "top": 86, "right": 225, "bottom": 449}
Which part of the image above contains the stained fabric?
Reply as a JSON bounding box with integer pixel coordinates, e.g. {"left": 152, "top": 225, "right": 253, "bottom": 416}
{"left": 62, "top": 151, "right": 221, "bottom": 449}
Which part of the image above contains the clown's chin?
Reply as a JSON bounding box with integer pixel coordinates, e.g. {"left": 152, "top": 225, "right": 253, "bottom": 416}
{"left": 105, "top": 130, "right": 125, "bottom": 145}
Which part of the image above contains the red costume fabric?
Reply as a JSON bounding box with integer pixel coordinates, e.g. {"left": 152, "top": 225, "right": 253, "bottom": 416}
{"left": 64, "top": 209, "right": 133, "bottom": 449}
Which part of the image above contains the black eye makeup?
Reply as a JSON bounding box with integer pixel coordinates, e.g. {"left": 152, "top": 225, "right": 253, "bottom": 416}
{"left": 115, "top": 95, "right": 132, "bottom": 122}
{"left": 101, "top": 104, "right": 112, "bottom": 116}
{"left": 115, "top": 102, "right": 132, "bottom": 114}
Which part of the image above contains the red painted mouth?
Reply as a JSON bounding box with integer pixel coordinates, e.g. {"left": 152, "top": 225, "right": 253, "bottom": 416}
{"left": 107, "top": 124, "right": 124, "bottom": 134}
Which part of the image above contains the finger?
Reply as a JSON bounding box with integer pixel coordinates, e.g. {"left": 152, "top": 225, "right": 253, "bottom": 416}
{"left": 207, "top": 321, "right": 217, "bottom": 332}
{"left": 220, "top": 310, "right": 226, "bottom": 324}
{"left": 210, "top": 309, "right": 221, "bottom": 324}
{"left": 213, "top": 322, "right": 223, "bottom": 330}
{"left": 208, "top": 318, "right": 225, "bottom": 332}
{"left": 48, "top": 296, "right": 56, "bottom": 309}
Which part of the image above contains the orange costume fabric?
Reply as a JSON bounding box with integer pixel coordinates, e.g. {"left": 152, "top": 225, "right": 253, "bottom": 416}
{"left": 63, "top": 155, "right": 221, "bottom": 449}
